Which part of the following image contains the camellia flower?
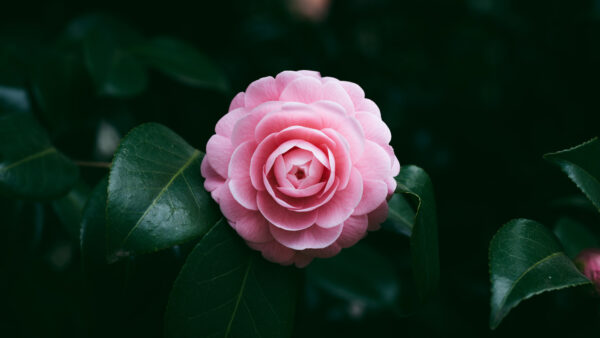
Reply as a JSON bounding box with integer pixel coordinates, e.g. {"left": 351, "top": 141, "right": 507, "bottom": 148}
{"left": 201, "top": 70, "right": 400, "bottom": 267}
{"left": 575, "top": 248, "right": 600, "bottom": 292}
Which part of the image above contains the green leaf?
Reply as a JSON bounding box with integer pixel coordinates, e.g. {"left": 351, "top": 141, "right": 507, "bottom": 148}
{"left": 306, "top": 242, "right": 399, "bottom": 308}
{"left": 0, "top": 86, "right": 30, "bottom": 113}
{"left": 394, "top": 165, "right": 440, "bottom": 302}
{"left": 0, "top": 114, "right": 79, "bottom": 199}
{"left": 80, "top": 177, "right": 108, "bottom": 269}
{"left": 553, "top": 217, "right": 599, "bottom": 259}
{"left": 132, "top": 36, "right": 228, "bottom": 91}
{"left": 544, "top": 138, "right": 600, "bottom": 212}
{"left": 106, "top": 123, "right": 220, "bottom": 260}
{"left": 165, "top": 220, "right": 299, "bottom": 338}
{"left": 489, "top": 219, "right": 591, "bottom": 329}
{"left": 31, "top": 52, "right": 92, "bottom": 130}
{"left": 383, "top": 193, "right": 415, "bottom": 237}
{"left": 83, "top": 18, "right": 147, "bottom": 97}
{"left": 52, "top": 181, "right": 91, "bottom": 240}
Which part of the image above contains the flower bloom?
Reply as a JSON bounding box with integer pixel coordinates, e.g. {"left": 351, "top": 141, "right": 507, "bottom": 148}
{"left": 201, "top": 70, "right": 400, "bottom": 267}
{"left": 575, "top": 248, "right": 600, "bottom": 292}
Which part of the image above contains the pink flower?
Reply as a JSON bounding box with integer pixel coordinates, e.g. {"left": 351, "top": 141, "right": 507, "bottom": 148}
{"left": 575, "top": 248, "right": 600, "bottom": 292}
{"left": 201, "top": 70, "right": 400, "bottom": 267}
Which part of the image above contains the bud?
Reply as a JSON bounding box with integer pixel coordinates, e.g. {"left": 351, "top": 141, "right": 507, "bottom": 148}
{"left": 575, "top": 248, "right": 600, "bottom": 292}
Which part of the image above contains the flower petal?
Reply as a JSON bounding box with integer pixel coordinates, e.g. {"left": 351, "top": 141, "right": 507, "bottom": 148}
{"left": 257, "top": 190, "right": 317, "bottom": 231}
{"left": 337, "top": 214, "right": 369, "bottom": 248}
{"left": 355, "top": 112, "right": 391, "bottom": 145}
{"left": 206, "top": 134, "right": 234, "bottom": 178}
{"left": 353, "top": 179, "right": 388, "bottom": 215}
{"left": 269, "top": 223, "right": 343, "bottom": 250}
{"left": 279, "top": 76, "right": 323, "bottom": 103}
{"left": 232, "top": 211, "right": 272, "bottom": 243}
{"left": 245, "top": 76, "right": 279, "bottom": 108}
{"left": 229, "top": 177, "right": 258, "bottom": 210}
{"left": 354, "top": 140, "right": 392, "bottom": 181}
{"left": 315, "top": 168, "right": 363, "bottom": 228}
{"left": 248, "top": 241, "right": 296, "bottom": 264}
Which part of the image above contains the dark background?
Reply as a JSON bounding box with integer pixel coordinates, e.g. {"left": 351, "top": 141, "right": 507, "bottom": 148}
{"left": 1, "top": 0, "right": 600, "bottom": 337}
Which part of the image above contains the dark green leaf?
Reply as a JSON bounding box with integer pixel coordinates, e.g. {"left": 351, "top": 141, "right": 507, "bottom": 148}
{"left": 553, "top": 217, "right": 599, "bottom": 259}
{"left": 383, "top": 193, "right": 414, "bottom": 237}
{"left": 83, "top": 18, "right": 147, "bottom": 97}
{"left": 106, "top": 123, "right": 220, "bottom": 260}
{"left": 306, "top": 242, "right": 399, "bottom": 308}
{"left": 80, "top": 177, "right": 108, "bottom": 269}
{"left": 52, "top": 181, "right": 91, "bottom": 240}
{"left": 544, "top": 138, "right": 600, "bottom": 212}
{"left": 489, "top": 219, "right": 591, "bottom": 329}
{"left": 0, "top": 114, "right": 79, "bottom": 199}
{"left": 132, "top": 36, "right": 228, "bottom": 91}
{"left": 31, "top": 52, "right": 92, "bottom": 130}
{"left": 394, "top": 165, "right": 440, "bottom": 302}
{"left": 165, "top": 220, "right": 299, "bottom": 338}
{"left": 0, "top": 86, "right": 30, "bottom": 113}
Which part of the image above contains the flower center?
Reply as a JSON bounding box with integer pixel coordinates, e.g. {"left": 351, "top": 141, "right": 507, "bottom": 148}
{"left": 292, "top": 166, "right": 306, "bottom": 180}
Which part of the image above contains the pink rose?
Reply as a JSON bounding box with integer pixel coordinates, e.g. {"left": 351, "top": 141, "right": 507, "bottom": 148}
{"left": 575, "top": 248, "right": 600, "bottom": 292}
{"left": 201, "top": 70, "right": 400, "bottom": 267}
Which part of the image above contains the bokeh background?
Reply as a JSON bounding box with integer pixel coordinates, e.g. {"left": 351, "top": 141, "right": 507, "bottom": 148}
{"left": 2, "top": 0, "right": 600, "bottom": 337}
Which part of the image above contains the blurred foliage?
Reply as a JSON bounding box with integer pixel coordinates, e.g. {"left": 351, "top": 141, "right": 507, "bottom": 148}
{"left": 1, "top": 0, "right": 600, "bottom": 337}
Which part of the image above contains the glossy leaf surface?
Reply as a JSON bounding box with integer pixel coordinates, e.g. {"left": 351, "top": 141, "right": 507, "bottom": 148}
{"left": 489, "top": 219, "right": 590, "bottom": 329}
{"left": 394, "top": 165, "right": 440, "bottom": 302}
{"left": 165, "top": 220, "right": 299, "bottom": 338}
{"left": 0, "top": 114, "right": 78, "bottom": 199}
{"left": 106, "top": 123, "right": 220, "bottom": 260}
{"left": 545, "top": 138, "right": 600, "bottom": 212}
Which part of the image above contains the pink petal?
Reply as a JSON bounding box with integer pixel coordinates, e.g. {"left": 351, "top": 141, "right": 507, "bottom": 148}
{"left": 385, "top": 144, "right": 401, "bottom": 176}
{"left": 277, "top": 182, "right": 325, "bottom": 198}
{"left": 201, "top": 156, "right": 225, "bottom": 192}
{"left": 229, "top": 177, "right": 258, "bottom": 210}
{"left": 354, "top": 140, "right": 392, "bottom": 181}
{"left": 257, "top": 190, "right": 318, "bottom": 231}
{"left": 385, "top": 176, "right": 397, "bottom": 196}
{"left": 219, "top": 183, "right": 252, "bottom": 222}
{"left": 353, "top": 179, "right": 388, "bottom": 215}
{"left": 322, "top": 80, "right": 355, "bottom": 114}
{"left": 283, "top": 148, "right": 313, "bottom": 167}
{"left": 250, "top": 133, "right": 278, "bottom": 191}
{"left": 340, "top": 81, "right": 365, "bottom": 107}
{"left": 264, "top": 137, "right": 329, "bottom": 172}
{"left": 321, "top": 128, "right": 352, "bottom": 190}
{"left": 366, "top": 202, "right": 388, "bottom": 231}
{"left": 356, "top": 98, "right": 381, "bottom": 118}
{"left": 232, "top": 212, "right": 272, "bottom": 243}
{"left": 254, "top": 107, "right": 324, "bottom": 142}
{"left": 297, "top": 159, "right": 325, "bottom": 188}
{"left": 228, "top": 141, "right": 255, "bottom": 178}
{"left": 355, "top": 112, "right": 391, "bottom": 146}
{"left": 337, "top": 214, "right": 369, "bottom": 248}
{"left": 215, "top": 107, "right": 245, "bottom": 138}
{"left": 245, "top": 76, "right": 279, "bottom": 108}
{"left": 206, "top": 134, "right": 234, "bottom": 178}
{"left": 315, "top": 168, "right": 363, "bottom": 228}
{"left": 312, "top": 101, "right": 365, "bottom": 164}
{"left": 269, "top": 223, "right": 343, "bottom": 250}
{"left": 248, "top": 241, "right": 296, "bottom": 264}
{"left": 279, "top": 76, "right": 323, "bottom": 103}
{"left": 297, "top": 70, "right": 321, "bottom": 78}
{"left": 273, "top": 156, "right": 294, "bottom": 188}
{"left": 229, "top": 92, "right": 246, "bottom": 111}
{"left": 230, "top": 114, "right": 259, "bottom": 147}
